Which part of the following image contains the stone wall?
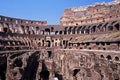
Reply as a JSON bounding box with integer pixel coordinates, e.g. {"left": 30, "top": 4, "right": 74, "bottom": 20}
{"left": 0, "top": 1, "right": 120, "bottom": 80}
{"left": 60, "top": 1, "right": 120, "bottom": 26}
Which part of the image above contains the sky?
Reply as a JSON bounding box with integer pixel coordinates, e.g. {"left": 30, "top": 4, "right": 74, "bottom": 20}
{"left": 0, "top": 0, "right": 113, "bottom": 25}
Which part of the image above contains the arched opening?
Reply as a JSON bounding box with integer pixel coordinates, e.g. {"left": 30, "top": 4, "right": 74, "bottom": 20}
{"left": 91, "top": 26, "right": 96, "bottom": 33}
{"left": 13, "top": 58, "right": 23, "bottom": 67}
{"left": 59, "top": 31, "right": 62, "bottom": 35}
{"left": 36, "top": 27, "right": 39, "bottom": 34}
{"left": 100, "top": 55, "right": 104, "bottom": 58}
{"left": 102, "top": 23, "right": 108, "bottom": 31}
{"left": 85, "top": 28, "right": 90, "bottom": 34}
{"left": 68, "top": 27, "right": 72, "bottom": 34}
{"left": 114, "top": 23, "right": 119, "bottom": 31}
{"left": 81, "top": 26, "right": 86, "bottom": 34}
{"left": 3, "top": 27, "right": 8, "bottom": 33}
{"left": 106, "top": 55, "right": 112, "bottom": 60}
{"left": 73, "top": 69, "right": 80, "bottom": 76}
{"left": 64, "top": 27, "right": 68, "bottom": 35}
{"left": 108, "top": 26, "right": 113, "bottom": 31}
{"left": 51, "top": 27, "right": 54, "bottom": 32}
{"left": 77, "top": 26, "right": 82, "bottom": 34}
{"left": 45, "top": 28, "right": 50, "bottom": 35}
{"left": 72, "top": 26, "right": 77, "bottom": 34}
{"left": 115, "top": 56, "right": 119, "bottom": 61}
{"left": 47, "top": 51, "right": 52, "bottom": 58}
{"left": 46, "top": 40, "right": 51, "bottom": 47}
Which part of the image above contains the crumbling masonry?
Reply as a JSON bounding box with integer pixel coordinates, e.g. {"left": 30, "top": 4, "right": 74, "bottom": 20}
{"left": 0, "top": 1, "right": 120, "bottom": 80}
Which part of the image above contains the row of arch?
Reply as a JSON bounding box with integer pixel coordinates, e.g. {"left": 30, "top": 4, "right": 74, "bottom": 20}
{"left": 0, "top": 16, "right": 46, "bottom": 25}
{"left": 100, "top": 54, "right": 120, "bottom": 61}
{"left": 0, "top": 20, "right": 120, "bottom": 35}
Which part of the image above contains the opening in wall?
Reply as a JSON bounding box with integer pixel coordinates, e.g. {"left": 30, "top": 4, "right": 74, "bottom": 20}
{"left": 73, "top": 69, "right": 80, "bottom": 76}
{"left": 115, "top": 56, "right": 119, "bottom": 61}
{"left": 114, "top": 23, "right": 119, "bottom": 31}
{"left": 47, "top": 51, "right": 52, "bottom": 58}
{"left": 106, "top": 55, "right": 112, "bottom": 60}
{"left": 108, "top": 26, "right": 113, "bottom": 31}
{"left": 46, "top": 41, "right": 51, "bottom": 47}
{"left": 100, "top": 55, "right": 104, "bottom": 58}
{"left": 103, "top": 48, "right": 106, "bottom": 50}
{"left": 3, "top": 28, "right": 8, "bottom": 33}
{"left": 59, "top": 31, "right": 62, "bottom": 35}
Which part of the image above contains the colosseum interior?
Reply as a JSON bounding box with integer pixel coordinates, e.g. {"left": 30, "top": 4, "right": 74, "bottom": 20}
{"left": 0, "top": 0, "right": 120, "bottom": 80}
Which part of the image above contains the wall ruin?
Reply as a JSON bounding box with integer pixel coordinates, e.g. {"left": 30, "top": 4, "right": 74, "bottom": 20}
{"left": 0, "top": 1, "right": 120, "bottom": 80}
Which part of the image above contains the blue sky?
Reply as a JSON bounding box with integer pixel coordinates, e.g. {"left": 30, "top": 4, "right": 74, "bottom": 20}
{"left": 0, "top": 0, "right": 113, "bottom": 24}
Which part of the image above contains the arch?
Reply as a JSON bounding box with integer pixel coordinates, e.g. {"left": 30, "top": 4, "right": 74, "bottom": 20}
{"left": 108, "top": 26, "right": 113, "bottom": 31}
{"left": 51, "top": 27, "right": 54, "bottom": 32}
{"left": 97, "top": 23, "right": 102, "bottom": 32}
{"left": 114, "top": 23, "right": 119, "bottom": 31}
{"left": 64, "top": 27, "right": 68, "bottom": 35}
{"left": 72, "top": 26, "right": 77, "bottom": 34}
{"left": 46, "top": 40, "right": 51, "bottom": 47}
{"left": 45, "top": 28, "right": 50, "bottom": 35}
{"left": 81, "top": 26, "right": 86, "bottom": 34}
{"left": 3, "top": 27, "right": 9, "bottom": 33}
{"left": 101, "top": 23, "right": 108, "bottom": 31}
{"left": 91, "top": 25, "right": 96, "bottom": 33}
{"left": 36, "top": 26, "right": 40, "bottom": 34}
{"left": 59, "top": 31, "right": 62, "bottom": 35}
{"left": 106, "top": 55, "right": 112, "bottom": 60}
{"left": 100, "top": 55, "right": 104, "bottom": 58}
{"left": 77, "top": 26, "right": 82, "bottom": 34}
{"left": 68, "top": 27, "right": 72, "bottom": 34}
{"left": 85, "top": 26, "right": 90, "bottom": 34}
{"left": 13, "top": 58, "right": 23, "bottom": 67}
{"left": 115, "top": 56, "right": 119, "bottom": 61}
{"left": 73, "top": 69, "right": 80, "bottom": 76}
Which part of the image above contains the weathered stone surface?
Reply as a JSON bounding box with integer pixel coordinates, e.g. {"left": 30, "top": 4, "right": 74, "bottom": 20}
{"left": 0, "top": 1, "right": 120, "bottom": 80}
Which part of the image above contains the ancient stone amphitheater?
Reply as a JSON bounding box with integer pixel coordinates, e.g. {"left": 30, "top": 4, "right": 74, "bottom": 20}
{"left": 0, "top": 1, "right": 120, "bottom": 80}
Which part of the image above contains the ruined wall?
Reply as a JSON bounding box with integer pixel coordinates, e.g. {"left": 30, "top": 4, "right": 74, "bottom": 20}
{"left": 0, "top": 1, "right": 120, "bottom": 80}
{"left": 60, "top": 1, "right": 120, "bottom": 26}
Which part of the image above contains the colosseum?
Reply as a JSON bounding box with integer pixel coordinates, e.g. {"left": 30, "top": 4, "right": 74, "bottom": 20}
{"left": 0, "top": 0, "right": 120, "bottom": 80}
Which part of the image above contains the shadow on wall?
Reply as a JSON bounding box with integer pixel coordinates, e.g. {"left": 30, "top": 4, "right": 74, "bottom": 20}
{"left": 40, "top": 60, "right": 50, "bottom": 80}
